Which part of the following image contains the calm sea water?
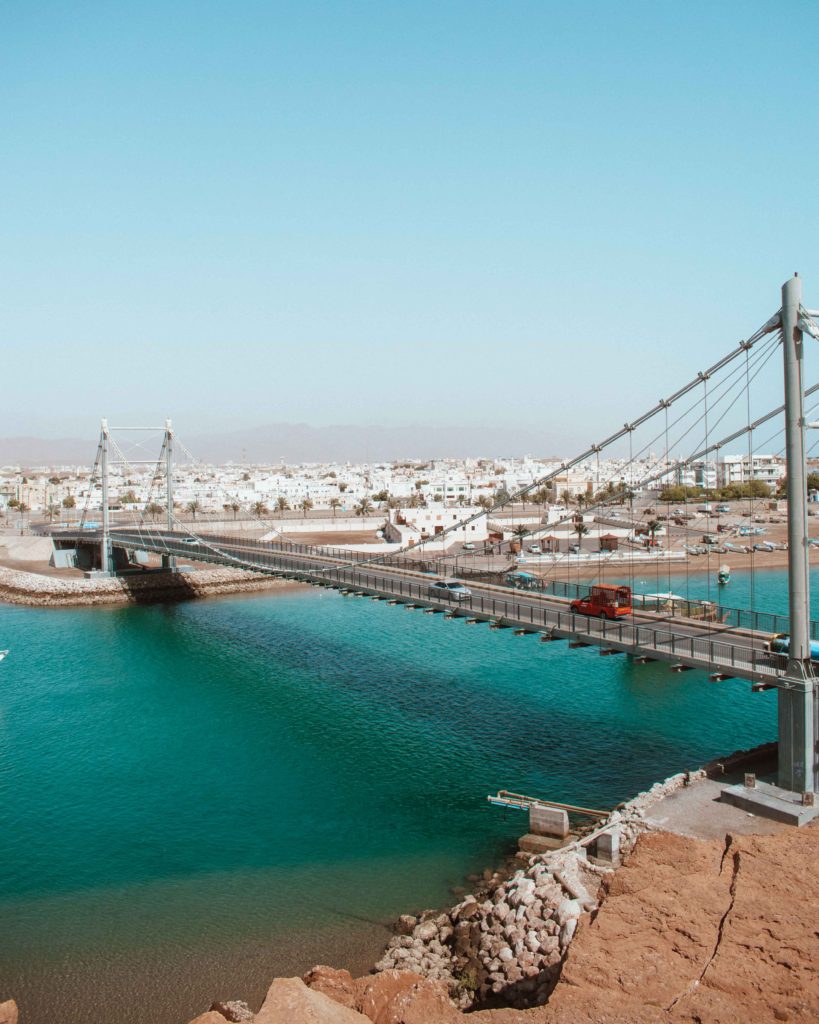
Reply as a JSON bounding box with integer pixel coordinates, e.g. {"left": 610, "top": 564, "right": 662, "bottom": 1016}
{"left": 0, "top": 568, "right": 800, "bottom": 1022}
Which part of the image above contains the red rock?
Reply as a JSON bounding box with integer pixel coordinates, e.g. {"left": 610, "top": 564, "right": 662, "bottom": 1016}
{"left": 303, "top": 966, "right": 359, "bottom": 1010}
{"left": 187, "top": 1013, "right": 229, "bottom": 1024}
{"left": 356, "top": 971, "right": 459, "bottom": 1024}
{"left": 0, "top": 1001, "right": 18, "bottom": 1024}
{"left": 255, "top": 978, "right": 369, "bottom": 1023}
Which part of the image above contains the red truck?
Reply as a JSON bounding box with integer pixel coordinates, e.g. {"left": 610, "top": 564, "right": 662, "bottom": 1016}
{"left": 570, "top": 584, "right": 632, "bottom": 619}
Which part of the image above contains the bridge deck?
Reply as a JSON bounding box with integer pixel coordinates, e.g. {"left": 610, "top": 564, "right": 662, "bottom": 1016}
{"left": 57, "top": 528, "right": 796, "bottom": 688}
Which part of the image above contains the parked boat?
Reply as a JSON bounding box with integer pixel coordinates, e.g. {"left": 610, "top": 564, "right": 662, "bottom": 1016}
{"left": 717, "top": 564, "right": 730, "bottom": 585}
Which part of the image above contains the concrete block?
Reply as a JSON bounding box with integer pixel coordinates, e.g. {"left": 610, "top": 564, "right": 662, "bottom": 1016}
{"left": 518, "top": 832, "right": 565, "bottom": 854}
{"left": 595, "top": 828, "right": 621, "bottom": 866}
{"left": 529, "top": 803, "right": 570, "bottom": 838}
{"left": 721, "top": 780, "right": 819, "bottom": 826}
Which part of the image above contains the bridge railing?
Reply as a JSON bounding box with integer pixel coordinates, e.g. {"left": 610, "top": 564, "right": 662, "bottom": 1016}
{"left": 122, "top": 532, "right": 783, "bottom": 683}
{"left": 85, "top": 526, "right": 810, "bottom": 643}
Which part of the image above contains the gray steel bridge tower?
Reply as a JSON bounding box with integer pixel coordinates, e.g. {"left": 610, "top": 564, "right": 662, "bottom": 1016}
{"left": 779, "top": 274, "right": 817, "bottom": 796}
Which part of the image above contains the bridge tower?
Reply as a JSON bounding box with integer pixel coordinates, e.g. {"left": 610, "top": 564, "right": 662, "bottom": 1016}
{"left": 99, "top": 419, "right": 114, "bottom": 576}
{"left": 161, "top": 418, "right": 176, "bottom": 571}
{"left": 779, "top": 274, "right": 817, "bottom": 796}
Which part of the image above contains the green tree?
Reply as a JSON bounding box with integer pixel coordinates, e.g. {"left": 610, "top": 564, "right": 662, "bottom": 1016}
{"left": 511, "top": 524, "right": 528, "bottom": 551}
{"left": 646, "top": 518, "right": 661, "bottom": 547}
{"left": 62, "top": 495, "right": 76, "bottom": 509}
{"left": 186, "top": 500, "right": 201, "bottom": 520}
{"left": 299, "top": 497, "right": 314, "bottom": 517}
{"left": 275, "top": 496, "right": 290, "bottom": 513}
{"left": 573, "top": 517, "right": 589, "bottom": 551}
{"left": 355, "top": 497, "right": 374, "bottom": 517}
{"left": 372, "top": 489, "right": 390, "bottom": 503}
{"left": 329, "top": 497, "right": 341, "bottom": 517}
{"left": 251, "top": 500, "right": 269, "bottom": 518}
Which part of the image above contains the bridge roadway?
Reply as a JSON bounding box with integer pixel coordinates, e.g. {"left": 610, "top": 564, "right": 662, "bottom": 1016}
{"left": 63, "top": 527, "right": 792, "bottom": 689}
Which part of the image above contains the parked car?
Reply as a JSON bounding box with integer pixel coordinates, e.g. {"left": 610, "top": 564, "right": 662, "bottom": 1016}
{"left": 527, "top": 544, "right": 542, "bottom": 554}
{"left": 180, "top": 537, "right": 199, "bottom": 544}
{"left": 461, "top": 542, "right": 476, "bottom": 551}
{"left": 428, "top": 579, "right": 473, "bottom": 601}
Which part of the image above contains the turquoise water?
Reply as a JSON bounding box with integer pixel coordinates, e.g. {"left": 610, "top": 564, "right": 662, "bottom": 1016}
{"left": 0, "top": 571, "right": 795, "bottom": 1022}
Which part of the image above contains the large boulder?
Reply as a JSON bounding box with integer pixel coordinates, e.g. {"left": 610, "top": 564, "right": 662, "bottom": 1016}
{"left": 0, "top": 1001, "right": 18, "bottom": 1024}
{"left": 255, "top": 978, "right": 370, "bottom": 1024}
{"left": 187, "top": 1014, "right": 229, "bottom": 1024}
{"left": 302, "top": 966, "right": 358, "bottom": 1010}
{"left": 356, "top": 972, "right": 459, "bottom": 1024}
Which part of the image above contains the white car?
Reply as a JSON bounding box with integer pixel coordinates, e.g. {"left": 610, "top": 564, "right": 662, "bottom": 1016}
{"left": 527, "top": 544, "right": 542, "bottom": 554}
{"left": 428, "top": 579, "right": 473, "bottom": 601}
{"left": 461, "top": 542, "right": 476, "bottom": 551}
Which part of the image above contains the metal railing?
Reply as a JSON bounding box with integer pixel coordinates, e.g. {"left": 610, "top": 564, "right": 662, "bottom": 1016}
{"left": 83, "top": 527, "right": 786, "bottom": 684}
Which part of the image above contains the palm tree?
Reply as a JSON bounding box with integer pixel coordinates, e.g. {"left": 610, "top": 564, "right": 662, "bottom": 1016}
{"left": 512, "top": 524, "right": 528, "bottom": 553}
{"left": 275, "top": 496, "right": 290, "bottom": 513}
{"left": 355, "top": 497, "right": 374, "bottom": 517}
{"left": 477, "top": 495, "right": 492, "bottom": 511}
{"left": 146, "top": 502, "right": 164, "bottom": 522}
{"left": 46, "top": 502, "right": 60, "bottom": 521}
{"left": 230, "top": 501, "right": 240, "bottom": 520}
{"left": 186, "top": 500, "right": 201, "bottom": 520}
{"left": 300, "top": 498, "right": 314, "bottom": 517}
{"left": 646, "top": 518, "right": 661, "bottom": 548}
{"left": 573, "top": 518, "right": 589, "bottom": 551}
{"left": 409, "top": 493, "right": 424, "bottom": 509}
{"left": 329, "top": 497, "right": 341, "bottom": 517}
{"left": 251, "top": 500, "right": 269, "bottom": 518}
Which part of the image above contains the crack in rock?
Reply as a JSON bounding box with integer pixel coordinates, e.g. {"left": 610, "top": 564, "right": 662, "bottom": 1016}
{"left": 666, "top": 834, "right": 741, "bottom": 1011}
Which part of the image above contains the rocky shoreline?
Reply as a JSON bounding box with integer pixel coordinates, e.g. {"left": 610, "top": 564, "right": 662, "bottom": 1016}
{"left": 371, "top": 767, "right": 702, "bottom": 1011}
{"left": 0, "top": 566, "right": 302, "bottom": 607}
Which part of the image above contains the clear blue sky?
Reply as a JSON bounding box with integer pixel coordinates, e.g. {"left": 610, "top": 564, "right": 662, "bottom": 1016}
{"left": 2, "top": 1, "right": 818, "bottom": 449}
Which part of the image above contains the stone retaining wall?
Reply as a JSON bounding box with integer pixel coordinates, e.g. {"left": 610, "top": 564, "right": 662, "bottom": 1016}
{"left": 0, "top": 566, "right": 297, "bottom": 607}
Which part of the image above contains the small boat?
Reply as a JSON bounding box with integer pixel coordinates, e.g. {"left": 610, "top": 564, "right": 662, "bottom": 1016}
{"left": 717, "top": 564, "right": 730, "bottom": 585}
{"left": 0, "top": 650, "right": 8, "bottom": 662}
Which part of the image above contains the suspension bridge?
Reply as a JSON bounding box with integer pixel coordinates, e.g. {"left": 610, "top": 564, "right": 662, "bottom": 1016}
{"left": 46, "top": 275, "right": 819, "bottom": 817}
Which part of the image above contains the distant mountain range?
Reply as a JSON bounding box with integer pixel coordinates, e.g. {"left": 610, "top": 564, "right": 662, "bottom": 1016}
{"left": 0, "top": 422, "right": 557, "bottom": 467}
